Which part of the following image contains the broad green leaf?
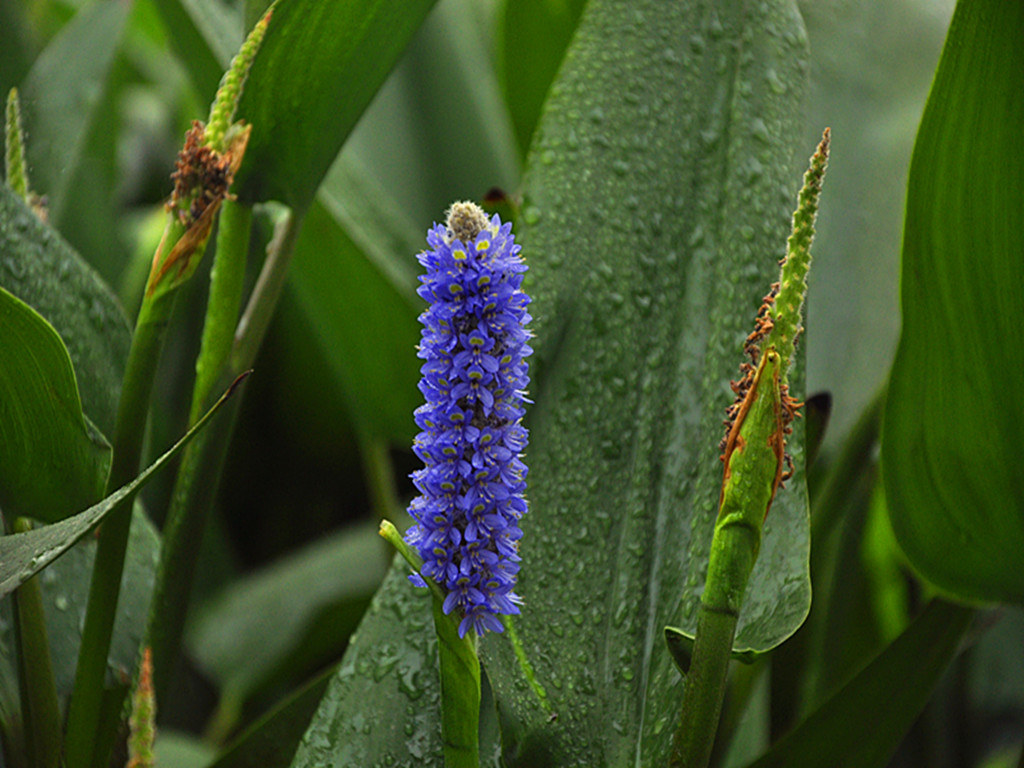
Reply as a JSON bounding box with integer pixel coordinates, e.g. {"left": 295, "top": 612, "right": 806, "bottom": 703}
{"left": 287, "top": 161, "right": 422, "bottom": 445}
{"left": 188, "top": 522, "right": 388, "bottom": 705}
{"left": 497, "top": 0, "right": 588, "bottom": 158}
{"left": 0, "top": 286, "right": 109, "bottom": 522}
{"left": 0, "top": 182, "right": 130, "bottom": 438}
{"left": 745, "top": 600, "right": 974, "bottom": 768}
{"left": 292, "top": 0, "right": 810, "bottom": 764}
{"left": 19, "top": 0, "right": 130, "bottom": 233}
{"left": 482, "top": 0, "right": 810, "bottom": 761}
{"left": 881, "top": 0, "right": 1024, "bottom": 604}
{"left": 0, "top": 374, "right": 243, "bottom": 599}
{"left": 233, "top": 0, "right": 439, "bottom": 212}
{"left": 290, "top": 562, "right": 477, "bottom": 768}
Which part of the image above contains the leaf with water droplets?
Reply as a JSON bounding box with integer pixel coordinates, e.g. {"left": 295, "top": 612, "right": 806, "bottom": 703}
{"left": 0, "top": 182, "right": 129, "bottom": 437}
{"left": 292, "top": 0, "right": 811, "bottom": 764}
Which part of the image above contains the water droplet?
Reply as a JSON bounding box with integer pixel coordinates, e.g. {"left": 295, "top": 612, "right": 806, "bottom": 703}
{"left": 54, "top": 595, "right": 69, "bottom": 612}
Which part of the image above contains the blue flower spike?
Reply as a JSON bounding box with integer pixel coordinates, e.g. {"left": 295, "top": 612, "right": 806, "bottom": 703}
{"left": 404, "top": 201, "right": 532, "bottom": 639}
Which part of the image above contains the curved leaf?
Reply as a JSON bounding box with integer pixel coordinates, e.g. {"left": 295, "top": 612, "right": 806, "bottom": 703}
{"left": 745, "top": 600, "right": 974, "bottom": 768}
{"left": 234, "top": 0, "right": 439, "bottom": 211}
{"left": 287, "top": 167, "right": 422, "bottom": 445}
{"left": 0, "top": 183, "right": 130, "bottom": 438}
{"left": 32, "top": 504, "right": 160, "bottom": 703}
{"left": 497, "top": 0, "right": 588, "bottom": 157}
{"left": 289, "top": 562, "right": 447, "bottom": 768}
{"left": 0, "top": 286, "right": 109, "bottom": 522}
{"left": 188, "top": 522, "right": 388, "bottom": 704}
{"left": 0, "top": 373, "right": 243, "bottom": 599}
{"left": 881, "top": 0, "right": 1024, "bottom": 604}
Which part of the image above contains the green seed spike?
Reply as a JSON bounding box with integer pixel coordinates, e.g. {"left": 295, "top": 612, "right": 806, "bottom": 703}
{"left": 766, "top": 127, "right": 830, "bottom": 375}
{"left": 5, "top": 88, "right": 30, "bottom": 201}
{"left": 205, "top": 6, "right": 272, "bottom": 152}
{"left": 126, "top": 648, "right": 156, "bottom": 768}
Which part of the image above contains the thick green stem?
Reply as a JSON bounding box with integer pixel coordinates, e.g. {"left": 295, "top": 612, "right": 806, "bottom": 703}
{"left": 433, "top": 601, "right": 481, "bottom": 768}
{"left": 146, "top": 206, "right": 299, "bottom": 703}
{"left": 192, "top": 199, "right": 252, "bottom": 421}
{"left": 65, "top": 290, "right": 175, "bottom": 768}
{"left": 380, "top": 521, "right": 481, "bottom": 767}
{"left": 671, "top": 520, "right": 759, "bottom": 768}
{"left": 12, "top": 519, "right": 62, "bottom": 768}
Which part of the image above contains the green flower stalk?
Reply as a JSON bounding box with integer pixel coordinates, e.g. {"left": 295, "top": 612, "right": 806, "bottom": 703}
{"left": 126, "top": 648, "right": 156, "bottom": 768}
{"left": 5, "top": 88, "right": 29, "bottom": 200}
{"left": 5, "top": 87, "right": 45, "bottom": 220}
{"left": 670, "top": 129, "right": 830, "bottom": 768}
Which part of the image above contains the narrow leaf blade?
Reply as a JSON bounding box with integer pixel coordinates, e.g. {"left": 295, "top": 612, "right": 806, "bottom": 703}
{"left": 0, "top": 374, "right": 246, "bottom": 598}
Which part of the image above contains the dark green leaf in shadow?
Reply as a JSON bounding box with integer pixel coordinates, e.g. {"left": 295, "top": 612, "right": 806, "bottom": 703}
{"left": 234, "top": 0, "right": 439, "bottom": 212}
{"left": 19, "top": 0, "right": 130, "bottom": 230}
{"left": 0, "top": 183, "right": 130, "bottom": 437}
{"left": 745, "top": 600, "right": 974, "bottom": 768}
{"left": 881, "top": 0, "right": 1024, "bottom": 604}
{"left": 338, "top": 0, "right": 520, "bottom": 229}
{"left": 497, "top": 0, "right": 588, "bottom": 157}
{"left": 0, "top": 286, "right": 110, "bottom": 522}
{"left": 208, "top": 664, "right": 336, "bottom": 768}
{"left": 0, "top": 373, "right": 244, "bottom": 599}
{"left": 188, "top": 522, "right": 388, "bottom": 705}
{"left": 288, "top": 171, "right": 421, "bottom": 444}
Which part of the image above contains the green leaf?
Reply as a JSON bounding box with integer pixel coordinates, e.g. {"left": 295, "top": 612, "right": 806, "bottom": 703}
{"left": 188, "top": 522, "right": 388, "bottom": 705}
{"left": 483, "top": 0, "right": 809, "bottom": 760}
{"left": 287, "top": 163, "right": 422, "bottom": 445}
{"left": 0, "top": 373, "right": 244, "bottom": 599}
{"left": 293, "top": 0, "right": 810, "bottom": 764}
{"left": 744, "top": 600, "right": 974, "bottom": 768}
{"left": 0, "top": 181, "right": 130, "bottom": 438}
{"left": 149, "top": 0, "right": 238, "bottom": 103}
{"left": 497, "top": 0, "right": 588, "bottom": 157}
{"left": 234, "top": 0, "right": 439, "bottom": 211}
{"left": 19, "top": 0, "right": 130, "bottom": 232}
{"left": 881, "top": 0, "right": 1024, "bottom": 604}
{"left": 0, "top": 286, "right": 109, "bottom": 522}
{"left": 207, "top": 664, "right": 336, "bottom": 768}
{"left": 289, "top": 562, "right": 448, "bottom": 768}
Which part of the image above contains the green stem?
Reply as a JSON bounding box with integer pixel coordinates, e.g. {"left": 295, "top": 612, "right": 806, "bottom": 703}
{"left": 379, "top": 521, "right": 481, "bottom": 767}
{"left": 146, "top": 205, "right": 299, "bottom": 704}
{"left": 192, "top": 199, "right": 252, "bottom": 421}
{"left": 670, "top": 520, "right": 759, "bottom": 768}
{"left": 233, "top": 207, "right": 304, "bottom": 371}
{"left": 12, "top": 519, "right": 62, "bottom": 768}
{"left": 65, "top": 290, "right": 176, "bottom": 768}
{"left": 434, "top": 600, "right": 481, "bottom": 768}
